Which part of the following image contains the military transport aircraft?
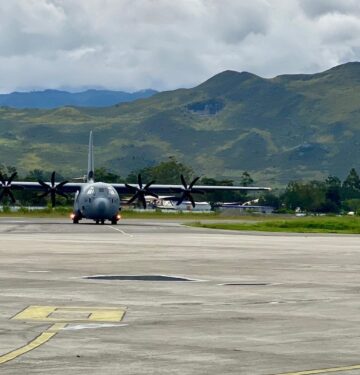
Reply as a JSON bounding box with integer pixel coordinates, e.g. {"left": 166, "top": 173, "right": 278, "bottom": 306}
{"left": 0, "top": 132, "right": 270, "bottom": 224}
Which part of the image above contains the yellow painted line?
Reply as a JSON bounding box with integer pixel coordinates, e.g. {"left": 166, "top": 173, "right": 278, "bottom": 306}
{"left": 89, "top": 309, "right": 125, "bottom": 322}
{"left": 12, "top": 306, "right": 126, "bottom": 322}
{"left": 2, "top": 305, "right": 126, "bottom": 365}
{"left": 277, "top": 363, "right": 360, "bottom": 374}
{"left": 13, "top": 306, "right": 55, "bottom": 320}
{"left": 0, "top": 323, "right": 66, "bottom": 365}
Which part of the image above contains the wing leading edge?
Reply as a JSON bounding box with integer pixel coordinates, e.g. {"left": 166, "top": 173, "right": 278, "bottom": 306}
{"left": 111, "top": 183, "right": 271, "bottom": 194}
{"left": 10, "top": 181, "right": 270, "bottom": 195}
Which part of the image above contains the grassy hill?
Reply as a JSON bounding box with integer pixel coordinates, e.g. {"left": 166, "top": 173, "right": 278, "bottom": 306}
{"left": 0, "top": 62, "right": 360, "bottom": 186}
{"left": 0, "top": 89, "right": 157, "bottom": 109}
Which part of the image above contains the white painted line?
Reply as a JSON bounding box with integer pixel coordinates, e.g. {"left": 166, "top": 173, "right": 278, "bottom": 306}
{"left": 27, "top": 271, "right": 50, "bottom": 273}
{"left": 62, "top": 323, "right": 128, "bottom": 331}
{"left": 107, "top": 225, "right": 134, "bottom": 237}
{"left": 158, "top": 274, "right": 207, "bottom": 282}
{"left": 1, "top": 220, "right": 26, "bottom": 223}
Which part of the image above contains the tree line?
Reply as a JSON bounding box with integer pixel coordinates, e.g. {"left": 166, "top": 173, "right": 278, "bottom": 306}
{"left": 260, "top": 168, "right": 360, "bottom": 214}
{"left": 1, "top": 160, "right": 360, "bottom": 214}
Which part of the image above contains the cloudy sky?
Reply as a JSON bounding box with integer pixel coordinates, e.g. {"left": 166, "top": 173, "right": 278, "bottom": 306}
{"left": 1, "top": 0, "right": 360, "bottom": 93}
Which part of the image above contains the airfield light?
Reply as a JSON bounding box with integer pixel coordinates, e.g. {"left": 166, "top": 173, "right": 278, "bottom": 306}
{"left": 70, "top": 213, "right": 75, "bottom": 219}
{"left": 117, "top": 214, "right": 121, "bottom": 220}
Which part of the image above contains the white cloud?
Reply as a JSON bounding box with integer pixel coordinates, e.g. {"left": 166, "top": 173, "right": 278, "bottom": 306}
{"left": 0, "top": 0, "right": 359, "bottom": 92}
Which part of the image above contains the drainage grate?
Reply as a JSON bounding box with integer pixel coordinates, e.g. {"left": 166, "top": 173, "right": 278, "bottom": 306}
{"left": 84, "top": 275, "right": 198, "bottom": 282}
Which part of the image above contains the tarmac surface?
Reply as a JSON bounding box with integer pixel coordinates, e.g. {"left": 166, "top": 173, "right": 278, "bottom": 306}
{"left": 0, "top": 217, "right": 360, "bottom": 375}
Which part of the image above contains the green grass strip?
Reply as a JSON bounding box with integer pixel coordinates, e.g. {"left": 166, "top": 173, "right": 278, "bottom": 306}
{"left": 188, "top": 217, "right": 360, "bottom": 234}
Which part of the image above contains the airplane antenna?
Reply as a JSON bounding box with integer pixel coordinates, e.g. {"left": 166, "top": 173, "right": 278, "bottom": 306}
{"left": 87, "top": 131, "right": 94, "bottom": 182}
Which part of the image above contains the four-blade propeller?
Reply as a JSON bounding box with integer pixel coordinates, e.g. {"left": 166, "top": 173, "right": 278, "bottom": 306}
{"left": 0, "top": 172, "right": 23, "bottom": 203}
{"left": 125, "top": 174, "right": 158, "bottom": 209}
{"left": 176, "top": 175, "right": 204, "bottom": 208}
{"left": 38, "top": 171, "right": 69, "bottom": 207}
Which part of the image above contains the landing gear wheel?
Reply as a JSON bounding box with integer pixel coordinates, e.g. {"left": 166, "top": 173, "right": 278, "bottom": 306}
{"left": 96, "top": 220, "right": 100, "bottom": 224}
{"left": 101, "top": 219, "right": 105, "bottom": 225}
{"left": 72, "top": 214, "right": 80, "bottom": 224}
{"left": 111, "top": 218, "right": 117, "bottom": 225}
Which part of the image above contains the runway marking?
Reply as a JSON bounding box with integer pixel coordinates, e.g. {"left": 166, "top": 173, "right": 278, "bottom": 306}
{"left": 107, "top": 225, "right": 134, "bottom": 237}
{"left": 62, "top": 323, "right": 128, "bottom": 331}
{"left": 0, "top": 305, "right": 126, "bottom": 365}
{"left": 276, "top": 363, "right": 360, "bottom": 374}
{"left": 0, "top": 322, "right": 66, "bottom": 365}
{"left": 12, "top": 305, "right": 126, "bottom": 322}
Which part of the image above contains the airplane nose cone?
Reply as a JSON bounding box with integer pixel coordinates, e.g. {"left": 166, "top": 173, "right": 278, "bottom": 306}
{"left": 95, "top": 198, "right": 108, "bottom": 215}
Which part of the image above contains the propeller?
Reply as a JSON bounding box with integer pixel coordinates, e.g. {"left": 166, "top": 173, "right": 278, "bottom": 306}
{"left": 176, "top": 175, "right": 204, "bottom": 208}
{"left": 0, "top": 172, "right": 23, "bottom": 204}
{"left": 38, "top": 171, "right": 69, "bottom": 207}
{"left": 125, "top": 174, "right": 158, "bottom": 209}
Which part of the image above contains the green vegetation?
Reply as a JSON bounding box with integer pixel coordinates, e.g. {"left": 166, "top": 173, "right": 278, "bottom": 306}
{"left": 0, "top": 206, "right": 219, "bottom": 220}
{"left": 120, "top": 210, "right": 217, "bottom": 220}
{"left": 126, "top": 156, "right": 193, "bottom": 184}
{"left": 0, "top": 206, "right": 72, "bottom": 217}
{"left": 1, "top": 161, "right": 360, "bottom": 215}
{"left": 0, "top": 62, "right": 360, "bottom": 185}
{"left": 189, "top": 216, "right": 360, "bottom": 234}
{"left": 260, "top": 168, "right": 360, "bottom": 214}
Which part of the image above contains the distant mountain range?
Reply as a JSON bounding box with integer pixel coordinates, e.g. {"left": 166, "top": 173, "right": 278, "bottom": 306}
{"left": 0, "top": 62, "right": 359, "bottom": 186}
{"left": 0, "top": 89, "right": 158, "bottom": 108}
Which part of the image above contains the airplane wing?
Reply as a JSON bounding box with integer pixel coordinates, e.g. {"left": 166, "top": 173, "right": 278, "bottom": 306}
{"left": 5, "top": 175, "right": 270, "bottom": 209}
{"left": 11, "top": 181, "right": 83, "bottom": 193}
{"left": 10, "top": 182, "right": 270, "bottom": 195}
{"left": 111, "top": 183, "right": 271, "bottom": 194}
{"left": 112, "top": 181, "right": 270, "bottom": 208}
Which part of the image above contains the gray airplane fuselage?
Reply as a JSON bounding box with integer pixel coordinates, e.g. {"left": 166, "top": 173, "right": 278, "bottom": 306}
{"left": 73, "top": 182, "right": 120, "bottom": 222}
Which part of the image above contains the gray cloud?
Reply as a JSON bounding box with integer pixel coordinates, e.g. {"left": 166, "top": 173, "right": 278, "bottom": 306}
{"left": 0, "top": 0, "right": 359, "bottom": 92}
{"left": 299, "top": 0, "right": 360, "bottom": 18}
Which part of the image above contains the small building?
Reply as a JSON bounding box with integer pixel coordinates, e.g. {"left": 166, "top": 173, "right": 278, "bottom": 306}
{"left": 153, "top": 197, "right": 212, "bottom": 212}
{"left": 218, "top": 204, "right": 274, "bottom": 215}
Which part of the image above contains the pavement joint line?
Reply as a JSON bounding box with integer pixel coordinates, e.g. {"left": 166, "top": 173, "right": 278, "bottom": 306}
{"left": 107, "top": 225, "right": 134, "bottom": 237}
{"left": 275, "top": 363, "right": 360, "bottom": 374}
{"left": 0, "top": 322, "right": 66, "bottom": 365}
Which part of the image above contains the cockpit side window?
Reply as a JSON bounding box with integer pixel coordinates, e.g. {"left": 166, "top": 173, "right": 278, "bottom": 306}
{"left": 108, "top": 187, "right": 116, "bottom": 196}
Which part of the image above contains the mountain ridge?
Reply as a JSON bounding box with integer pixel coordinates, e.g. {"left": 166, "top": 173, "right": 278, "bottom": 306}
{"left": 0, "top": 62, "right": 359, "bottom": 186}
{"left": 0, "top": 89, "right": 158, "bottom": 109}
